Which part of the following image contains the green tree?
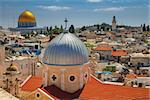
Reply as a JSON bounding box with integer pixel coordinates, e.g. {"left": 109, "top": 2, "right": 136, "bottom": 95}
{"left": 81, "top": 26, "right": 86, "bottom": 31}
{"left": 97, "top": 24, "right": 100, "bottom": 31}
{"left": 49, "top": 26, "right": 52, "bottom": 31}
{"left": 54, "top": 25, "right": 58, "bottom": 29}
{"left": 46, "top": 27, "right": 49, "bottom": 32}
{"left": 52, "top": 26, "right": 60, "bottom": 34}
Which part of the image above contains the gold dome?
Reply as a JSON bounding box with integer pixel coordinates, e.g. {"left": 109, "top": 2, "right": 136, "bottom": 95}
{"left": 7, "top": 64, "right": 18, "bottom": 71}
{"left": 18, "top": 10, "right": 36, "bottom": 23}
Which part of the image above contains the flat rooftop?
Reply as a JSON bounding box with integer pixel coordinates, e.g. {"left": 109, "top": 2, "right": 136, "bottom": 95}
{"left": 0, "top": 88, "right": 19, "bottom": 100}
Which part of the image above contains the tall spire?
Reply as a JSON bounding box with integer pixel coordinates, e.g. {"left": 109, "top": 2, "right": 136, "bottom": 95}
{"left": 64, "top": 18, "right": 68, "bottom": 30}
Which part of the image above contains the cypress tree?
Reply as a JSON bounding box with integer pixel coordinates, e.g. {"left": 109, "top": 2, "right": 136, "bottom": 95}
{"left": 147, "top": 25, "right": 149, "bottom": 31}
{"left": 69, "top": 25, "right": 75, "bottom": 33}
{"left": 142, "top": 24, "right": 146, "bottom": 31}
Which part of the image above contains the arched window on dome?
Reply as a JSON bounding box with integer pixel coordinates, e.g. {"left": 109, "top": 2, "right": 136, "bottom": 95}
{"left": 25, "top": 23, "right": 27, "bottom": 27}
{"left": 22, "top": 23, "right": 25, "bottom": 27}
{"left": 29, "top": 23, "right": 31, "bottom": 27}
{"left": 21, "top": 23, "right": 24, "bottom": 27}
{"left": 34, "top": 22, "right": 36, "bottom": 26}
{"left": 29, "top": 23, "right": 32, "bottom": 27}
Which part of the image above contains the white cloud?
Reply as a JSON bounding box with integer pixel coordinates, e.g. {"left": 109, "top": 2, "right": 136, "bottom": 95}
{"left": 37, "top": 5, "right": 71, "bottom": 11}
{"left": 94, "top": 7, "right": 126, "bottom": 12}
{"left": 87, "top": 0, "right": 103, "bottom": 3}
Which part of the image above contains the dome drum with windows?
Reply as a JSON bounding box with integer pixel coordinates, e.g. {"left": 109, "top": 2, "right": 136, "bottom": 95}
{"left": 18, "top": 10, "right": 36, "bottom": 28}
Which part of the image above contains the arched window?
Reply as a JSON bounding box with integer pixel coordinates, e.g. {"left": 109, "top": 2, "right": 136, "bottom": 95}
{"left": 35, "top": 92, "right": 41, "bottom": 99}
{"left": 84, "top": 72, "right": 88, "bottom": 80}
{"left": 36, "top": 93, "right": 40, "bottom": 97}
{"left": 85, "top": 74, "right": 87, "bottom": 78}
{"left": 70, "top": 76, "right": 75, "bottom": 81}
{"left": 68, "top": 75, "right": 76, "bottom": 83}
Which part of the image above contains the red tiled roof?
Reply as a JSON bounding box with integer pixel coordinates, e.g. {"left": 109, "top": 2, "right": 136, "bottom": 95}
{"left": 41, "top": 75, "right": 150, "bottom": 100}
{"left": 126, "top": 74, "right": 137, "bottom": 79}
{"left": 21, "top": 75, "right": 43, "bottom": 92}
{"left": 94, "top": 46, "right": 112, "bottom": 51}
{"left": 137, "top": 75, "right": 145, "bottom": 77}
{"left": 112, "top": 50, "right": 127, "bottom": 56}
{"left": 80, "top": 76, "right": 149, "bottom": 100}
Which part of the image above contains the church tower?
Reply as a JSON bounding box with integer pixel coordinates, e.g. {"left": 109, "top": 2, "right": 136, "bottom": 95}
{"left": 0, "top": 45, "right": 5, "bottom": 65}
{"left": 3, "top": 63, "right": 20, "bottom": 97}
{"left": 112, "top": 16, "right": 117, "bottom": 30}
{"left": 0, "top": 46, "right": 5, "bottom": 81}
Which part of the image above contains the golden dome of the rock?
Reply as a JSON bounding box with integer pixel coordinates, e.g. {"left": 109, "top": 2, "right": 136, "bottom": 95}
{"left": 18, "top": 10, "right": 36, "bottom": 23}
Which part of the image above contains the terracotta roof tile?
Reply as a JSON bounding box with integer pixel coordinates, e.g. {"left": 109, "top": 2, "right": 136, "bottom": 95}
{"left": 79, "top": 76, "right": 149, "bottom": 100}
{"left": 41, "top": 75, "right": 149, "bottom": 100}
{"left": 21, "top": 75, "right": 43, "bottom": 92}
{"left": 126, "top": 74, "right": 137, "bottom": 79}
{"left": 112, "top": 50, "right": 127, "bottom": 56}
{"left": 137, "top": 75, "right": 145, "bottom": 77}
{"left": 94, "top": 46, "right": 112, "bottom": 51}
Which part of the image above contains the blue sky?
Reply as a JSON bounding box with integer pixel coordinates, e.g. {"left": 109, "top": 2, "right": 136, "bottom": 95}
{"left": 0, "top": 0, "right": 149, "bottom": 28}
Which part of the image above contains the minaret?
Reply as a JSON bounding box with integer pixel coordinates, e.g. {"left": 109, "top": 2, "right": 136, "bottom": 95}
{"left": 112, "top": 16, "right": 117, "bottom": 30}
